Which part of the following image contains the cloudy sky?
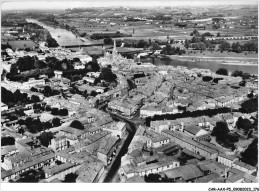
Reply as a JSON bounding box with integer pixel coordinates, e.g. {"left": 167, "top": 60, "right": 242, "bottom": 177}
{"left": 1, "top": 0, "right": 258, "bottom": 10}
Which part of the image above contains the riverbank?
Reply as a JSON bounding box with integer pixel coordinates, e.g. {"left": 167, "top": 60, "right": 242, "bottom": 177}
{"left": 167, "top": 54, "right": 258, "bottom": 66}
{"left": 141, "top": 57, "right": 258, "bottom": 75}
{"left": 26, "top": 19, "right": 95, "bottom": 46}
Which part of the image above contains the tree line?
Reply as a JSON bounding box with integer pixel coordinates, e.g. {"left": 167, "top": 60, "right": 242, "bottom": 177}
{"left": 1, "top": 87, "right": 40, "bottom": 107}
{"left": 145, "top": 107, "right": 234, "bottom": 126}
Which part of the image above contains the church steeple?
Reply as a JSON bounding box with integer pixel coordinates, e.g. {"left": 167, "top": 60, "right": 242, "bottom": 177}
{"left": 113, "top": 39, "right": 117, "bottom": 55}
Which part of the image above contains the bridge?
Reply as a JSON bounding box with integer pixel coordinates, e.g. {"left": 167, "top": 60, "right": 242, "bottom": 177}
{"left": 61, "top": 43, "right": 105, "bottom": 48}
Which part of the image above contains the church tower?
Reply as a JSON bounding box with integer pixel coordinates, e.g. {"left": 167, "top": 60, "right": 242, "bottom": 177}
{"left": 113, "top": 39, "right": 117, "bottom": 55}
{"left": 112, "top": 39, "right": 118, "bottom": 61}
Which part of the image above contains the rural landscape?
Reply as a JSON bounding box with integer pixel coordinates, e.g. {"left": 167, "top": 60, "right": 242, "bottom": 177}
{"left": 1, "top": 0, "right": 258, "bottom": 187}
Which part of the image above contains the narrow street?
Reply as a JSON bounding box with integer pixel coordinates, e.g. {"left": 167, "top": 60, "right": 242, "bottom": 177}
{"left": 103, "top": 112, "right": 142, "bottom": 182}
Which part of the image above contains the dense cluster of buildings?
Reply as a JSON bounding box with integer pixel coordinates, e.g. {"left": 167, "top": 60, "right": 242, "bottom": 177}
{"left": 1, "top": 16, "right": 258, "bottom": 184}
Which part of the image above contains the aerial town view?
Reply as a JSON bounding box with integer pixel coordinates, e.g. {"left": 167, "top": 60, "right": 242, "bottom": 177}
{"left": 1, "top": 0, "right": 258, "bottom": 186}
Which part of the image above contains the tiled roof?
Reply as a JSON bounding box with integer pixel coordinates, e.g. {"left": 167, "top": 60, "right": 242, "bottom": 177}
{"left": 195, "top": 173, "right": 220, "bottom": 183}
{"left": 76, "top": 161, "right": 104, "bottom": 183}
{"left": 44, "top": 162, "right": 76, "bottom": 176}
{"left": 184, "top": 125, "right": 202, "bottom": 136}
{"left": 233, "top": 160, "right": 256, "bottom": 171}
{"left": 164, "top": 164, "right": 204, "bottom": 181}
{"left": 97, "top": 136, "right": 119, "bottom": 155}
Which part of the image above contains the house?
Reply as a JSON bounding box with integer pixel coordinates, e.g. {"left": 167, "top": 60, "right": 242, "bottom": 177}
{"left": 235, "top": 139, "right": 253, "bottom": 152}
{"left": 58, "top": 127, "right": 84, "bottom": 145}
{"left": 181, "top": 125, "right": 210, "bottom": 141}
{"left": 103, "top": 122, "right": 127, "bottom": 138}
{"left": 125, "top": 175, "right": 145, "bottom": 183}
{"left": 124, "top": 158, "right": 180, "bottom": 179}
{"left": 146, "top": 130, "right": 170, "bottom": 148}
{"left": 49, "top": 136, "right": 69, "bottom": 152}
{"left": 197, "top": 160, "right": 228, "bottom": 177}
{"left": 15, "top": 138, "right": 34, "bottom": 152}
{"left": 163, "top": 164, "right": 204, "bottom": 182}
{"left": 43, "top": 162, "right": 81, "bottom": 182}
{"left": 83, "top": 76, "right": 95, "bottom": 84}
{"left": 195, "top": 173, "right": 221, "bottom": 183}
{"left": 97, "top": 136, "right": 120, "bottom": 166}
{"left": 217, "top": 153, "right": 238, "bottom": 167}
{"left": 2, "top": 147, "right": 54, "bottom": 171}
{"left": 150, "top": 120, "right": 171, "bottom": 134}
{"left": 162, "top": 130, "right": 218, "bottom": 160}
{"left": 134, "top": 76, "right": 150, "bottom": 86}
{"left": 108, "top": 98, "right": 140, "bottom": 117}
{"left": 76, "top": 161, "right": 105, "bottom": 183}
{"left": 232, "top": 160, "right": 256, "bottom": 174}
{"left": 1, "top": 152, "right": 55, "bottom": 182}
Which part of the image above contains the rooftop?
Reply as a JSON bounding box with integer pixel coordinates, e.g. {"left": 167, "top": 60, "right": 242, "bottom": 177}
{"left": 44, "top": 162, "right": 76, "bottom": 176}
{"left": 164, "top": 164, "right": 204, "bottom": 181}
{"left": 233, "top": 160, "right": 256, "bottom": 171}
{"left": 76, "top": 161, "right": 104, "bottom": 183}
{"left": 195, "top": 173, "right": 220, "bottom": 183}
{"left": 97, "top": 136, "right": 119, "bottom": 155}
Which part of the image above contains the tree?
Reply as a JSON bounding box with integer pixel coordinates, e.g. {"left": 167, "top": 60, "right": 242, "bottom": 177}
{"left": 31, "top": 95, "right": 40, "bottom": 103}
{"left": 217, "top": 32, "right": 221, "bottom": 37}
{"left": 1, "top": 137, "right": 15, "bottom": 146}
{"left": 52, "top": 117, "right": 61, "bottom": 127}
{"left": 79, "top": 32, "right": 86, "bottom": 37}
{"left": 70, "top": 120, "right": 84, "bottom": 130}
{"left": 216, "top": 68, "right": 228, "bottom": 76}
{"left": 219, "top": 41, "right": 231, "bottom": 52}
{"left": 34, "top": 60, "right": 46, "bottom": 69}
{"left": 63, "top": 173, "right": 78, "bottom": 183}
{"left": 43, "top": 121, "right": 53, "bottom": 130}
{"left": 184, "top": 39, "right": 190, "bottom": 49}
{"left": 231, "top": 70, "right": 243, "bottom": 77}
{"left": 90, "top": 90, "right": 97, "bottom": 97}
{"left": 18, "top": 127, "right": 25, "bottom": 135}
{"left": 99, "top": 67, "right": 117, "bottom": 82}
{"left": 51, "top": 108, "right": 59, "bottom": 115}
{"left": 104, "top": 38, "right": 113, "bottom": 44}
{"left": 44, "top": 86, "right": 52, "bottom": 96}
{"left": 236, "top": 118, "right": 252, "bottom": 134}
{"left": 202, "top": 76, "right": 213, "bottom": 82}
{"left": 241, "top": 96, "right": 258, "bottom": 113}
{"left": 211, "top": 121, "right": 229, "bottom": 141}
{"left": 37, "top": 132, "right": 54, "bottom": 147}
{"left": 241, "top": 138, "right": 258, "bottom": 166}
{"left": 242, "top": 73, "right": 251, "bottom": 80}
{"left": 59, "top": 108, "right": 68, "bottom": 116}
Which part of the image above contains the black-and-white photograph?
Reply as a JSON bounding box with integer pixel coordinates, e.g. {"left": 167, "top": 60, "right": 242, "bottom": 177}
{"left": 1, "top": 0, "right": 259, "bottom": 190}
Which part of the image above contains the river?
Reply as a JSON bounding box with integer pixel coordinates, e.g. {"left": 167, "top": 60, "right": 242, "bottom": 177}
{"left": 141, "top": 58, "right": 258, "bottom": 75}
{"left": 26, "top": 19, "right": 94, "bottom": 47}
{"left": 26, "top": 18, "right": 257, "bottom": 74}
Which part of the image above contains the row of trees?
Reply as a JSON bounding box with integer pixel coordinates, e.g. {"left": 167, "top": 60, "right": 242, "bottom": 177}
{"left": 146, "top": 107, "right": 233, "bottom": 126}
{"left": 8, "top": 56, "right": 101, "bottom": 82}
{"left": 50, "top": 108, "right": 69, "bottom": 116}
{"left": 1, "top": 87, "right": 40, "bottom": 107}
{"left": 184, "top": 29, "right": 258, "bottom": 53}
{"left": 90, "top": 32, "right": 131, "bottom": 40}
{"left": 219, "top": 41, "right": 258, "bottom": 53}
{"left": 31, "top": 85, "right": 60, "bottom": 97}
{"left": 17, "top": 117, "right": 61, "bottom": 134}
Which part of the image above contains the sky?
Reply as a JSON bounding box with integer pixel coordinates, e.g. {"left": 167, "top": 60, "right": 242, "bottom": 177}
{"left": 1, "top": 0, "right": 258, "bottom": 10}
